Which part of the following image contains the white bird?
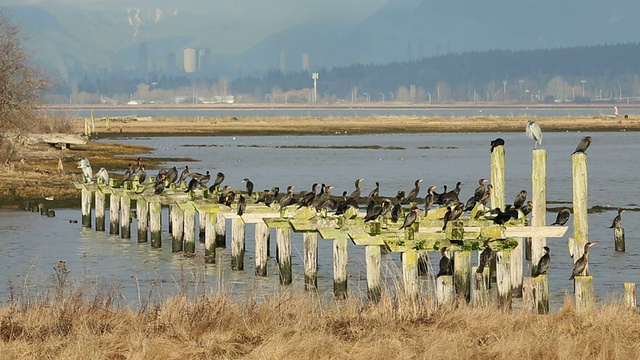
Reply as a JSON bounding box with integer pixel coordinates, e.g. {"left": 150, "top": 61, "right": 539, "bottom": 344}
{"left": 77, "top": 158, "right": 93, "bottom": 183}
{"left": 96, "top": 167, "right": 109, "bottom": 184}
{"left": 525, "top": 120, "right": 543, "bottom": 148}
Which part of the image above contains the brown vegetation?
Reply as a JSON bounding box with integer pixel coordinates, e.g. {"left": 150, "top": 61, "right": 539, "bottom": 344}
{"left": 1, "top": 285, "right": 639, "bottom": 359}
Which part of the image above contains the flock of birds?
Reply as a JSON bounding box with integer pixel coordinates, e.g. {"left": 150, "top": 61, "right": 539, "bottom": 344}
{"left": 75, "top": 120, "right": 618, "bottom": 281}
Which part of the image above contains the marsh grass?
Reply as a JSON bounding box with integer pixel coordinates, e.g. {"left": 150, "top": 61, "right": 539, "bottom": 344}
{"left": 2, "top": 261, "right": 640, "bottom": 360}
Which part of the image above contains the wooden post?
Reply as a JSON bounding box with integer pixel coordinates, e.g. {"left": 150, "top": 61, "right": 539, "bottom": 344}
{"left": 436, "top": 275, "right": 455, "bottom": 306}
{"left": 136, "top": 197, "right": 148, "bottom": 243}
{"left": 276, "top": 227, "right": 292, "bottom": 285}
{"left": 254, "top": 221, "right": 269, "bottom": 276}
{"left": 531, "top": 149, "right": 547, "bottom": 275}
{"left": 183, "top": 207, "right": 196, "bottom": 254}
{"left": 524, "top": 275, "right": 549, "bottom": 314}
{"left": 109, "top": 192, "right": 120, "bottom": 235}
{"left": 120, "top": 193, "right": 131, "bottom": 239}
{"left": 574, "top": 276, "right": 595, "bottom": 312}
{"left": 453, "top": 251, "right": 471, "bottom": 302}
{"left": 496, "top": 250, "right": 512, "bottom": 309}
{"left": 215, "top": 212, "right": 226, "bottom": 248}
{"left": 333, "top": 236, "right": 348, "bottom": 299}
{"left": 490, "top": 144, "right": 505, "bottom": 210}
{"left": 94, "top": 189, "right": 105, "bottom": 231}
{"left": 171, "top": 205, "right": 184, "bottom": 252}
{"left": 402, "top": 250, "right": 419, "bottom": 301}
{"left": 231, "top": 217, "right": 245, "bottom": 270}
{"left": 472, "top": 266, "right": 490, "bottom": 308}
{"left": 624, "top": 283, "right": 636, "bottom": 311}
{"left": 204, "top": 213, "right": 216, "bottom": 264}
{"left": 81, "top": 187, "right": 92, "bottom": 228}
{"left": 522, "top": 277, "right": 535, "bottom": 313}
{"left": 510, "top": 238, "right": 523, "bottom": 297}
{"left": 572, "top": 152, "right": 589, "bottom": 263}
{"left": 365, "top": 245, "right": 382, "bottom": 303}
{"left": 149, "top": 201, "right": 162, "bottom": 248}
{"left": 614, "top": 228, "right": 625, "bottom": 252}
{"left": 303, "top": 232, "right": 318, "bottom": 291}
{"left": 198, "top": 211, "right": 206, "bottom": 243}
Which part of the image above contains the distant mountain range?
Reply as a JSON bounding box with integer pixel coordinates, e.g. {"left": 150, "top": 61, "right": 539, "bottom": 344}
{"left": 5, "top": 0, "right": 640, "bottom": 82}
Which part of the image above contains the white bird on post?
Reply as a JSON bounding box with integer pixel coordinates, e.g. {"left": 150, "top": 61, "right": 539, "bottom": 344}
{"left": 525, "top": 120, "right": 543, "bottom": 149}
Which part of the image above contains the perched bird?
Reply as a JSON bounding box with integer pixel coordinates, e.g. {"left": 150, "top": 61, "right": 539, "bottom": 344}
{"left": 442, "top": 204, "right": 463, "bottom": 230}
{"left": 224, "top": 191, "right": 236, "bottom": 207}
{"left": 525, "top": 120, "right": 543, "bottom": 148}
{"left": 390, "top": 202, "right": 403, "bottom": 223}
{"left": 132, "top": 157, "right": 142, "bottom": 174}
{"left": 77, "top": 158, "right": 93, "bottom": 183}
{"left": 533, "top": 246, "right": 551, "bottom": 277}
{"left": 334, "top": 191, "right": 352, "bottom": 215}
{"left": 185, "top": 177, "right": 198, "bottom": 192}
{"left": 368, "top": 182, "right": 380, "bottom": 200}
{"left": 154, "top": 174, "right": 166, "bottom": 195}
{"left": 513, "top": 190, "right": 527, "bottom": 209}
{"left": 96, "top": 167, "right": 109, "bottom": 184}
{"left": 437, "top": 247, "right": 453, "bottom": 277}
{"left": 177, "top": 166, "right": 190, "bottom": 184}
{"left": 218, "top": 185, "right": 230, "bottom": 203}
{"left": 242, "top": 178, "right": 254, "bottom": 196}
{"left": 551, "top": 208, "right": 571, "bottom": 226}
{"left": 490, "top": 138, "right": 505, "bottom": 153}
{"left": 364, "top": 199, "right": 392, "bottom": 222}
{"left": 315, "top": 185, "right": 335, "bottom": 211}
{"left": 349, "top": 178, "right": 364, "bottom": 199}
{"left": 137, "top": 165, "right": 147, "bottom": 183}
{"left": 473, "top": 178, "right": 488, "bottom": 201}
{"left": 570, "top": 242, "right": 596, "bottom": 279}
{"left": 521, "top": 201, "right": 534, "bottom": 216}
{"left": 208, "top": 172, "right": 225, "bottom": 192}
{"left": 165, "top": 167, "right": 179, "bottom": 184}
{"left": 399, "top": 206, "right": 419, "bottom": 230}
{"left": 480, "top": 185, "right": 493, "bottom": 206}
{"left": 490, "top": 207, "right": 513, "bottom": 225}
{"left": 404, "top": 179, "right": 423, "bottom": 204}
{"left": 237, "top": 195, "right": 246, "bottom": 216}
{"left": 609, "top": 208, "right": 624, "bottom": 229}
{"left": 477, "top": 240, "right": 494, "bottom": 274}
{"left": 265, "top": 187, "right": 280, "bottom": 207}
{"left": 197, "top": 171, "right": 211, "bottom": 187}
{"left": 121, "top": 164, "right": 135, "bottom": 183}
{"left": 572, "top": 136, "right": 592, "bottom": 154}
{"left": 297, "top": 183, "right": 319, "bottom": 208}
{"left": 439, "top": 184, "right": 461, "bottom": 205}
{"left": 424, "top": 185, "right": 437, "bottom": 215}
{"left": 279, "top": 186, "right": 297, "bottom": 208}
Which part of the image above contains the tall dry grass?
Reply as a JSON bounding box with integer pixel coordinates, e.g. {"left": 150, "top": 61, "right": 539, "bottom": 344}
{"left": 2, "top": 273, "right": 640, "bottom": 360}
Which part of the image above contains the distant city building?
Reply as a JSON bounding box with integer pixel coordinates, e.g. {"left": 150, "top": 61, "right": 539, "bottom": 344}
{"left": 184, "top": 48, "right": 197, "bottom": 73}
{"left": 197, "top": 47, "right": 211, "bottom": 72}
{"left": 280, "top": 49, "right": 286, "bottom": 73}
{"left": 301, "top": 53, "right": 309, "bottom": 71}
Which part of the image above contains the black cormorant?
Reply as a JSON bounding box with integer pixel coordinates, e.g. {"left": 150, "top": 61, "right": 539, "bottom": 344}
{"left": 570, "top": 242, "right": 596, "bottom": 279}
{"left": 365, "top": 199, "right": 392, "bottom": 222}
{"left": 490, "top": 207, "right": 513, "bottom": 225}
{"left": 490, "top": 138, "right": 505, "bottom": 153}
{"left": 513, "top": 190, "right": 527, "bottom": 209}
{"left": 474, "top": 178, "right": 488, "bottom": 201}
{"left": 533, "top": 246, "right": 550, "bottom": 277}
{"left": 609, "top": 208, "right": 624, "bottom": 229}
{"left": 521, "top": 201, "right": 534, "bottom": 216}
{"left": 572, "top": 136, "right": 592, "bottom": 154}
{"left": 404, "top": 179, "right": 423, "bottom": 204}
{"left": 218, "top": 185, "right": 230, "bottom": 204}
{"left": 551, "top": 208, "right": 571, "bottom": 226}
{"left": 349, "top": 178, "right": 364, "bottom": 199}
{"left": 437, "top": 247, "right": 453, "bottom": 277}
{"left": 424, "top": 185, "right": 437, "bottom": 214}
{"left": 208, "top": 172, "right": 225, "bottom": 192}
{"left": 368, "top": 182, "right": 380, "bottom": 200}
{"left": 237, "top": 195, "right": 246, "bottom": 216}
{"left": 178, "top": 166, "right": 190, "bottom": 184}
{"left": 242, "top": 178, "right": 254, "bottom": 196}
{"left": 122, "top": 164, "right": 134, "bottom": 183}
{"left": 297, "top": 183, "right": 319, "bottom": 208}
{"left": 138, "top": 165, "right": 147, "bottom": 183}
{"left": 399, "top": 206, "right": 419, "bottom": 230}
{"left": 198, "top": 171, "right": 211, "bottom": 187}
{"left": 166, "top": 167, "right": 179, "bottom": 184}
{"left": 279, "top": 186, "right": 297, "bottom": 208}
{"left": 477, "top": 240, "right": 494, "bottom": 274}
{"left": 185, "top": 177, "right": 198, "bottom": 192}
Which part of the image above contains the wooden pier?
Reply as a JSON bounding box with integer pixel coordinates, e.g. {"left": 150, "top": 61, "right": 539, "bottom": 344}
{"left": 71, "top": 143, "right": 631, "bottom": 312}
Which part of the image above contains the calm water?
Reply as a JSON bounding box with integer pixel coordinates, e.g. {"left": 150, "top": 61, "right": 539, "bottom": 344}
{"left": 1, "top": 131, "right": 638, "bottom": 309}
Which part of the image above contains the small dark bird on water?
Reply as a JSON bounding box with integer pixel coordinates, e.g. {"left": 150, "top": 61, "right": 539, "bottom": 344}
{"left": 570, "top": 242, "right": 596, "bottom": 279}
{"left": 237, "top": 195, "right": 246, "bottom": 216}
{"left": 572, "top": 136, "right": 592, "bottom": 154}
{"left": 437, "top": 247, "right": 453, "bottom": 277}
{"left": 533, "top": 246, "right": 551, "bottom": 277}
{"left": 552, "top": 208, "right": 571, "bottom": 226}
{"left": 490, "top": 138, "right": 505, "bottom": 153}
{"left": 399, "top": 206, "right": 419, "bottom": 230}
{"left": 609, "top": 208, "right": 624, "bottom": 229}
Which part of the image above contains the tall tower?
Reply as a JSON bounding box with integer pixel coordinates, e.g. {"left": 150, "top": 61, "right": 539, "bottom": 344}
{"left": 183, "top": 48, "right": 196, "bottom": 73}
{"left": 197, "top": 48, "right": 211, "bottom": 73}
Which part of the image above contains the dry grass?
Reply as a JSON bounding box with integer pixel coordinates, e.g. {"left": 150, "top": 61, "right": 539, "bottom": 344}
{"left": 1, "top": 279, "right": 640, "bottom": 360}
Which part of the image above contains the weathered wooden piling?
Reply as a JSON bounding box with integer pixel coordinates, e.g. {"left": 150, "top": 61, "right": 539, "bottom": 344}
{"left": 199, "top": 211, "right": 206, "bottom": 243}
{"left": 523, "top": 275, "right": 549, "bottom": 314}
{"left": 436, "top": 275, "right": 455, "bottom": 306}
{"left": 472, "top": 267, "right": 490, "bottom": 308}
{"left": 572, "top": 152, "right": 589, "bottom": 261}
{"left": 510, "top": 238, "right": 523, "bottom": 297}
{"left": 496, "top": 250, "right": 512, "bottom": 309}
{"left": 531, "top": 149, "right": 547, "bottom": 273}
{"left": 109, "top": 191, "right": 120, "bottom": 235}
{"left": 624, "top": 283, "right": 636, "bottom": 311}
{"left": 149, "top": 200, "right": 162, "bottom": 247}
{"left": 136, "top": 197, "right": 148, "bottom": 242}
{"left": 303, "top": 232, "right": 318, "bottom": 291}
{"left": 254, "top": 221, "right": 269, "bottom": 276}
{"left": 215, "top": 212, "right": 226, "bottom": 248}
{"left": 231, "top": 217, "right": 245, "bottom": 270}
{"left": 490, "top": 144, "right": 505, "bottom": 210}
{"left": 170, "top": 205, "right": 184, "bottom": 252}
{"left": 81, "top": 187, "right": 92, "bottom": 228}
{"left": 120, "top": 191, "right": 131, "bottom": 239}
{"left": 574, "top": 276, "right": 595, "bottom": 312}
{"left": 454, "top": 251, "right": 471, "bottom": 302}
{"left": 333, "top": 235, "right": 349, "bottom": 299}
{"left": 365, "top": 245, "right": 382, "bottom": 303}
{"left": 183, "top": 207, "right": 196, "bottom": 254}
{"left": 276, "top": 227, "right": 292, "bottom": 285}
{"left": 94, "top": 188, "right": 106, "bottom": 231}
{"left": 614, "top": 227, "right": 625, "bottom": 252}
{"left": 204, "top": 213, "right": 216, "bottom": 264}
{"left": 402, "top": 250, "right": 419, "bottom": 301}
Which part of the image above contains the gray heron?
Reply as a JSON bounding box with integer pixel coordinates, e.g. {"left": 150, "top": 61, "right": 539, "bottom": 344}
{"left": 77, "top": 158, "right": 93, "bottom": 183}
{"left": 525, "top": 120, "right": 543, "bottom": 148}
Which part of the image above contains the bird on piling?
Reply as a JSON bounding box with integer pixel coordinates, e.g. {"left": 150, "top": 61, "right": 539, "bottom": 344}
{"left": 433, "top": 185, "right": 448, "bottom": 206}
{"left": 521, "top": 201, "right": 534, "bottom": 216}
{"left": 609, "top": 208, "right": 624, "bottom": 229}
{"left": 177, "top": 166, "right": 190, "bottom": 184}
{"left": 349, "top": 178, "right": 364, "bottom": 199}
{"left": 208, "top": 172, "right": 225, "bottom": 192}
{"left": 399, "top": 206, "right": 419, "bottom": 230}
{"left": 570, "top": 242, "right": 596, "bottom": 279}
{"left": 365, "top": 199, "right": 376, "bottom": 219}
{"left": 437, "top": 247, "right": 453, "bottom": 277}
{"left": 364, "top": 199, "right": 392, "bottom": 222}
{"left": 197, "top": 171, "right": 211, "bottom": 187}
{"left": 404, "top": 179, "right": 423, "bottom": 204}
{"left": 479, "top": 184, "right": 493, "bottom": 206}
{"left": 315, "top": 185, "right": 335, "bottom": 211}
{"left": 474, "top": 178, "right": 488, "bottom": 201}
{"left": 513, "top": 190, "right": 527, "bottom": 209}
{"left": 121, "top": 164, "right": 135, "bottom": 183}
{"left": 224, "top": 191, "right": 236, "bottom": 207}
{"left": 490, "top": 207, "right": 513, "bottom": 225}
{"left": 279, "top": 186, "right": 297, "bottom": 208}
{"left": 440, "top": 183, "right": 461, "bottom": 205}
{"left": 368, "top": 182, "right": 380, "bottom": 201}
{"left": 242, "top": 178, "right": 254, "bottom": 196}
{"left": 551, "top": 208, "right": 571, "bottom": 226}
{"left": 442, "top": 206, "right": 453, "bottom": 230}
{"left": 154, "top": 174, "right": 166, "bottom": 195}
{"left": 132, "top": 157, "right": 142, "bottom": 174}
{"left": 477, "top": 239, "right": 495, "bottom": 274}
{"left": 490, "top": 138, "right": 505, "bottom": 153}
{"left": 390, "top": 202, "right": 403, "bottom": 223}
{"left": 237, "top": 195, "right": 246, "bottom": 216}
{"left": 96, "top": 167, "right": 109, "bottom": 184}
{"left": 424, "top": 185, "right": 437, "bottom": 215}
{"left": 572, "top": 136, "right": 592, "bottom": 154}
{"left": 533, "top": 246, "right": 551, "bottom": 277}
{"left": 165, "top": 167, "right": 179, "bottom": 184}
{"left": 265, "top": 187, "right": 280, "bottom": 207}
{"left": 138, "top": 165, "right": 147, "bottom": 183}
{"left": 297, "top": 183, "right": 319, "bottom": 208}
{"left": 334, "top": 191, "right": 350, "bottom": 215}
{"left": 256, "top": 189, "right": 271, "bottom": 204}
{"left": 185, "top": 177, "right": 198, "bottom": 192}
{"left": 218, "top": 185, "right": 230, "bottom": 204}
{"left": 394, "top": 190, "right": 406, "bottom": 205}
{"left": 525, "top": 120, "right": 543, "bottom": 148}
